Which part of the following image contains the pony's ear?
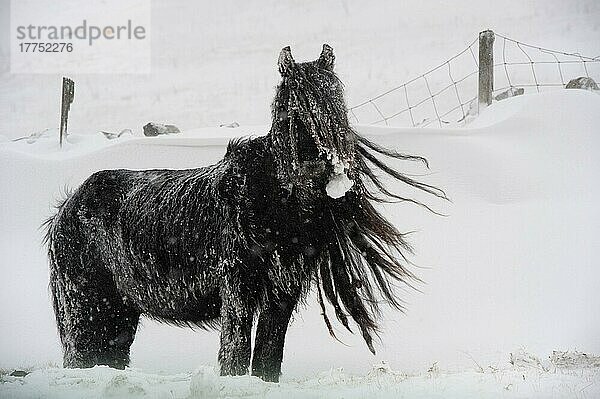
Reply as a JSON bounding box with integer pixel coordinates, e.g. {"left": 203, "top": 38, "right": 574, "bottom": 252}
{"left": 278, "top": 46, "right": 295, "bottom": 76}
{"left": 317, "top": 44, "right": 335, "bottom": 71}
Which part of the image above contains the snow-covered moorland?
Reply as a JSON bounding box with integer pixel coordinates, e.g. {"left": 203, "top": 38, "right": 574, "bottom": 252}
{"left": 1, "top": 89, "right": 600, "bottom": 397}
{"left": 1, "top": 0, "right": 600, "bottom": 396}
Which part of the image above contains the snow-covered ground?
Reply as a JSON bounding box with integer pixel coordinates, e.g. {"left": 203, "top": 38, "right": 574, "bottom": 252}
{"left": 1, "top": 89, "right": 599, "bottom": 397}
{"left": 1, "top": 351, "right": 600, "bottom": 398}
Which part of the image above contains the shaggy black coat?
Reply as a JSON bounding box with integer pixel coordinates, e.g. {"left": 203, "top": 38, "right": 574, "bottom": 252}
{"left": 44, "top": 44, "right": 445, "bottom": 382}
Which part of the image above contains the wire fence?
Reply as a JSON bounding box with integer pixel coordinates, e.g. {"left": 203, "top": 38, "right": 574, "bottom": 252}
{"left": 349, "top": 31, "right": 600, "bottom": 128}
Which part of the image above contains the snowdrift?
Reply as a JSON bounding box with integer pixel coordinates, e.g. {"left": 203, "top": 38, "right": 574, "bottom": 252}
{"left": 1, "top": 90, "right": 599, "bottom": 397}
{"left": 1, "top": 356, "right": 599, "bottom": 399}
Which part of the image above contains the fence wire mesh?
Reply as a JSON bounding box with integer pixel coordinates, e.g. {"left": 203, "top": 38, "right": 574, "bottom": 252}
{"left": 349, "top": 32, "right": 600, "bottom": 128}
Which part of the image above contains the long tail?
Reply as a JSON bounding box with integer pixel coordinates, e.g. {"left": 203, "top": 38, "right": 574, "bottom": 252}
{"left": 316, "top": 131, "right": 447, "bottom": 353}
{"left": 41, "top": 188, "right": 73, "bottom": 247}
{"left": 41, "top": 189, "right": 74, "bottom": 350}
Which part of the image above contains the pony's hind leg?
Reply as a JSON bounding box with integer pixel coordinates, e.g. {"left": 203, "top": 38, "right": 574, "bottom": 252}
{"left": 47, "top": 169, "right": 140, "bottom": 369}
{"left": 50, "top": 235, "right": 140, "bottom": 369}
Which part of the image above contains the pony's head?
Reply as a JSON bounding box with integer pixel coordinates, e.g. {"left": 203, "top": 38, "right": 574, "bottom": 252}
{"left": 269, "top": 44, "right": 356, "bottom": 190}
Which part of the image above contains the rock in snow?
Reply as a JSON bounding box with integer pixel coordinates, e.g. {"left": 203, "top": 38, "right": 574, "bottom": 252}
{"left": 143, "top": 122, "right": 181, "bottom": 137}
{"left": 565, "top": 76, "right": 599, "bottom": 91}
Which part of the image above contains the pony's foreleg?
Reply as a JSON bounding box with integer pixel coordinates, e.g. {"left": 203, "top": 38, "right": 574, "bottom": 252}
{"left": 251, "top": 294, "right": 298, "bottom": 382}
{"left": 218, "top": 284, "right": 253, "bottom": 376}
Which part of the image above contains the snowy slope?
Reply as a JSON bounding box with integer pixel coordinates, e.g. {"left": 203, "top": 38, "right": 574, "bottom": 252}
{"left": 1, "top": 90, "right": 599, "bottom": 392}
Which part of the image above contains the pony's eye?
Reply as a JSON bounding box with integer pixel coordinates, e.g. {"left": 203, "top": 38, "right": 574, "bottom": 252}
{"left": 278, "top": 110, "right": 288, "bottom": 121}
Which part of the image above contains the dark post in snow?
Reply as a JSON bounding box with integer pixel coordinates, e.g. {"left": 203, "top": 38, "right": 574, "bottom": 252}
{"left": 59, "top": 77, "right": 75, "bottom": 148}
{"left": 478, "top": 30, "right": 495, "bottom": 111}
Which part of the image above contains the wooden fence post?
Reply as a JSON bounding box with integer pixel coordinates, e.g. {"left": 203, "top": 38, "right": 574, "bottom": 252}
{"left": 59, "top": 77, "right": 75, "bottom": 148}
{"left": 478, "top": 30, "right": 495, "bottom": 111}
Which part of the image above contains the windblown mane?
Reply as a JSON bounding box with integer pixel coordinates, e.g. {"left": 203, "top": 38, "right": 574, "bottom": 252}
{"left": 318, "top": 134, "right": 447, "bottom": 353}
{"left": 269, "top": 46, "right": 447, "bottom": 352}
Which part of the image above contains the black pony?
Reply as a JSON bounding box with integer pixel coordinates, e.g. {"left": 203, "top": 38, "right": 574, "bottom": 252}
{"left": 44, "top": 44, "right": 445, "bottom": 382}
